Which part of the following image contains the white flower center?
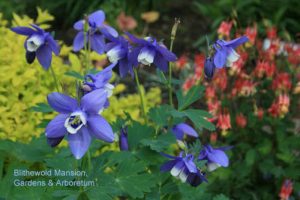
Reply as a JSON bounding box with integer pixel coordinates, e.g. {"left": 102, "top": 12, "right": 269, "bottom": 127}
{"left": 226, "top": 49, "right": 240, "bottom": 67}
{"left": 207, "top": 162, "right": 221, "bottom": 172}
{"left": 138, "top": 48, "right": 155, "bottom": 66}
{"left": 26, "top": 35, "right": 44, "bottom": 52}
{"left": 64, "top": 111, "right": 87, "bottom": 134}
{"left": 104, "top": 83, "right": 114, "bottom": 97}
{"left": 107, "top": 45, "right": 124, "bottom": 63}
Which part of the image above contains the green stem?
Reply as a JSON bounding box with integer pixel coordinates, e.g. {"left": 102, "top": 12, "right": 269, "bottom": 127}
{"left": 134, "top": 68, "right": 148, "bottom": 123}
{"left": 50, "top": 66, "right": 60, "bottom": 92}
{"left": 168, "top": 41, "right": 174, "bottom": 107}
{"left": 168, "top": 18, "right": 180, "bottom": 108}
{"left": 87, "top": 149, "right": 92, "bottom": 173}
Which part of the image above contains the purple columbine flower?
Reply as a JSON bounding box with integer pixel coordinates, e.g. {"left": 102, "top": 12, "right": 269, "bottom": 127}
{"left": 45, "top": 89, "right": 115, "bottom": 159}
{"left": 198, "top": 145, "right": 232, "bottom": 172}
{"left": 105, "top": 35, "right": 134, "bottom": 77}
{"left": 119, "top": 127, "right": 129, "bottom": 151}
{"left": 204, "top": 36, "right": 248, "bottom": 78}
{"left": 73, "top": 10, "right": 118, "bottom": 54}
{"left": 171, "top": 123, "right": 198, "bottom": 140}
{"left": 160, "top": 152, "right": 206, "bottom": 186}
{"left": 11, "top": 24, "right": 60, "bottom": 69}
{"left": 126, "top": 32, "right": 177, "bottom": 71}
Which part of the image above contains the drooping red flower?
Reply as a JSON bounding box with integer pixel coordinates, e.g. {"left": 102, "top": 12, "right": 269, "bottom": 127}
{"left": 279, "top": 179, "right": 293, "bottom": 200}
{"left": 216, "top": 112, "right": 231, "bottom": 131}
{"left": 235, "top": 113, "right": 247, "bottom": 128}
{"left": 217, "top": 21, "right": 233, "bottom": 38}
{"left": 268, "top": 94, "right": 290, "bottom": 118}
{"left": 207, "top": 99, "right": 221, "bottom": 116}
{"left": 210, "top": 132, "right": 218, "bottom": 143}
{"left": 212, "top": 69, "right": 228, "bottom": 91}
{"left": 272, "top": 73, "right": 292, "bottom": 92}
{"left": 175, "top": 54, "right": 189, "bottom": 70}
{"left": 182, "top": 76, "right": 196, "bottom": 92}
{"left": 205, "top": 86, "right": 216, "bottom": 102}
{"left": 245, "top": 24, "right": 257, "bottom": 45}
{"left": 232, "top": 77, "right": 257, "bottom": 97}
{"left": 267, "top": 26, "right": 277, "bottom": 40}
{"left": 255, "top": 108, "right": 264, "bottom": 120}
{"left": 194, "top": 53, "right": 205, "bottom": 79}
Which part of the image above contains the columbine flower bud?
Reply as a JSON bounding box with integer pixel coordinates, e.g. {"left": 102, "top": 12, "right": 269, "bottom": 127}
{"left": 119, "top": 127, "right": 129, "bottom": 151}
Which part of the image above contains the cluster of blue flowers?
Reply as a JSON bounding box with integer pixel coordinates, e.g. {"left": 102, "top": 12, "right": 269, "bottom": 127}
{"left": 11, "top": 9, "right": 245, "bottom": 187}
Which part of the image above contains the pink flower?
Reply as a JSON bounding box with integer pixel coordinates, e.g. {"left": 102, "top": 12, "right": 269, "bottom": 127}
{"left": 235, "top": 113, "right": 247, "bottom": 128}
{"left": 117, "top": 12, "right": 137, "bottom": 31}
{"left": 217, "top": 21, "right": 233, "bottom": 38}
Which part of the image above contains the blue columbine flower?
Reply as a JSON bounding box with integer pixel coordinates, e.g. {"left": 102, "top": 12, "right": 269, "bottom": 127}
{"left": 83, "top": 62, "right": 117, "bottom": 112}
{"left": 198, "top": 145, "right": 232, "bottom": 172}
{"left": 73, "top": 10, "right": 118, "bottom": 54}
{"left": 126, "top": 32, "right": 177, "bottom": 71}
{"left": 105, "top": 35, "right": 134, "bottom": 77}
{"left": 171, "top": 123, "right": 198, "bottom": 140}
{"left": 11, "top": 24, "right": 60, "bottom": 69}
{"left": 160, "top": 152, "right": 206, "bottom": 186}
{"left": 45, "top": 89, "right": 115, "bottom": 159}
{"left": 204, "top": 36, "right": 248, "bottom": 78}
{"left": 119, "top": 127, "right": 129, "bottom": 151}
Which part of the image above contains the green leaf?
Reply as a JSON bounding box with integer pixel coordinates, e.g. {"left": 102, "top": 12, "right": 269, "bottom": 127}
{"left": 156, "top": 69, "right": 168, "bottom": 84}
{"left": 30, "top": 103, "right": 53, "bottom": 113}
{"left": 183, "top": 109, "right": 215, "bottom": 131}
{"left": 141, "top": 133, "right": 176, "bottom": 152}
{"left": 148, "top": 105, "right": 173, "bottom": 126}
{"left": 176, "top": 85, "right": 205, "bottom": 111}
{"left": 64, "top": 70, "right": 84, "bottom": 80}
{"left": 213, "top": 194, "right": 230, "bottom": 200}
{"left": 127, "top": 122, "right": 154, "bottom": 150}
{"left": 245, "top": 149, "right": 256, "bottom": 166}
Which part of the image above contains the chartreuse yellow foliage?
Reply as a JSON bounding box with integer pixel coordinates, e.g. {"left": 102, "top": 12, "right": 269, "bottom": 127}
{"left": 0, "top": 9, "right": 161, "bottom": 142}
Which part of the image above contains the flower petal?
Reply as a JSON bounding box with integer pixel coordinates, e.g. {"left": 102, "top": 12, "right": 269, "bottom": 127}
{"left": 170, "top": 160, "right": 185, "bottom": 176}
{"left": 173, "top": 123, "right": 198, "bottom": 138}
{"left": 74, "top": 20, "right": 84, "bottom": 30}
{"left": 46, "top": 35, "right": 60, "bottom": 55}
{"left": 213, "top": 50, "right": 226, "bottom": 68}
{"left": 207, "top": 149, "right": 229, "bottom": 167}
{"left": 156, "top": 45, "right": 177, "bottom": 61}
{"left": 47, "top": 92, "right": 79, "bottom": 113}
{"left": 87, "top": 115, "right": 114, "bottom": 142}
{"left": 80, "top": 89, "right": 107, "bottom": 114}
{"left": 47, "top": 136, "right": 64, "bottom": 147}
{"left": 90, "top": 34, "right": 105, "bottom": 54}
{"left": 160, "top": 160, "right": 178, "bottom": 172}
{"left": 184, "top": 155, "right": 197, "bottom": 173}
{"left": 73, "top": 31, "right": 85, "bottom": 52}
{"left": 68, "top": 127, "right": 91, "bottom": 159}
{"left": 100, "top": 24, "right": 118, "bottom": 38}
{"left": 36, "top": 45, "right": 52, "bottom": 69}
{"left": 204, "top": 58, "right": 215, "bottom": 78}
{"left": 11, "top": 26, "right": 35, "bottom": 35}
{"left": 89, "top": 10, "right": 105, "bottom": 28}
{"left": 45, "top": 114, "right": 69, "bottom": 138}
{"left": 154, "top": 53, "right": 168, "bottom": 71}
{"left": 224, "top": 36, "right": 248, "bottom": 49}
{"left": 26, "top": 51, "right": 36, "bottom": 64}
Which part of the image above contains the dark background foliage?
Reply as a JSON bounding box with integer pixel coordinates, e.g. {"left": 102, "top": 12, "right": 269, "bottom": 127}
{"left": 2, "top": 0, "right": 299, "bottom": 53}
